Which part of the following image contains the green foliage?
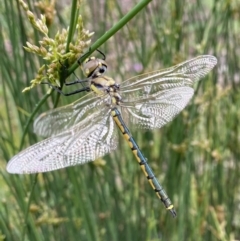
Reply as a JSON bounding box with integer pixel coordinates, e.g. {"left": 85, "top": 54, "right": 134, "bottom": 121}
{"left": 0, "top": 0, "right": 239, "bottom": 240}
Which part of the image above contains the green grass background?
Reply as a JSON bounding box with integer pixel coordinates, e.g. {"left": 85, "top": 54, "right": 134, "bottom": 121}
{"left": 0, "top": 0, "right": 240, "bottom": 240}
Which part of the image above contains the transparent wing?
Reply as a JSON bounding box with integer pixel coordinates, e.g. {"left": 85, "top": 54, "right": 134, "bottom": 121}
{"left": 34, "top": 92, "right": 104, "bottom": 138}
{"left": 119, "top": 55, "right": 217, "bottom": 129}
{"left": 7, "top": 105, "right": 117, "bottom": 174}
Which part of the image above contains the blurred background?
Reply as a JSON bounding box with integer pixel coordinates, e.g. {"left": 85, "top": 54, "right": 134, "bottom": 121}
{"left": 0, "top": 0, "right": 239, "bottom": 240}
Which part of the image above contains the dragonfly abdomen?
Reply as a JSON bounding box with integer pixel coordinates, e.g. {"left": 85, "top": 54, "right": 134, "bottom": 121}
{"left": 111, "top": 108, "right": 177, "bottom": 217}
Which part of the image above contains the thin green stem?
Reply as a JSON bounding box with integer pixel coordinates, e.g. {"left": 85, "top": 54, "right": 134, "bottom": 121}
{"left": 65, "top": 0, "right": 79, "bottom": 53}
{"left": 55, "top": 0, "right": 79, "bottom": 107}
{"left": 19, "top": 93, "right": 50, "bottom": 240}
{"left": 19, "top": 92, "right": 51, "bottom": 240}
{"left": 67, "top": 0, "right": 153, "bottom": 75}
{"left": 19, "top": 92, "right": 51, "bottom": 239}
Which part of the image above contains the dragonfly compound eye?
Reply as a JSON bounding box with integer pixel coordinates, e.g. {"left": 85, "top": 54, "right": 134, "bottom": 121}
{"left": 99, "top": 65, "right": 107, "bottom": 74}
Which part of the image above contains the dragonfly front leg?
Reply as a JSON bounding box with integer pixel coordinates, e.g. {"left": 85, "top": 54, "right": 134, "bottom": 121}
{"left": 41, "top": 82, "right": 91, "bottom": 96}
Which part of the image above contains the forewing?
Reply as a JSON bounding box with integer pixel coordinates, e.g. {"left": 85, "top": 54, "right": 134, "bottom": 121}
{"left": 7, "top": 107, "right": 117, "bottom": 174}
{"left": 34, "top": 92, "right": 101, "bottom": 138}
{"left": 120, "top": 55, "right": 217, "bottom": 129}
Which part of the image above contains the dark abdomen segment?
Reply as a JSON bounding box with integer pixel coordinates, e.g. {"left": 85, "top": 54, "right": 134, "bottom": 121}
{"left": 111, "top": 108, "right": 177, "bottom": 217}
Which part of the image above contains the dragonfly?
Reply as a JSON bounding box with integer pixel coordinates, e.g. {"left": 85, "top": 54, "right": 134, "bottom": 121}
{"left": 7, "top": 54, "right": 217, "bottom": 217}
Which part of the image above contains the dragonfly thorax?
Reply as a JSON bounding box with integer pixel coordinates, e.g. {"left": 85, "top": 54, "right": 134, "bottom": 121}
{"left": 89, "top": 73, "right": 122, "bottom": 106}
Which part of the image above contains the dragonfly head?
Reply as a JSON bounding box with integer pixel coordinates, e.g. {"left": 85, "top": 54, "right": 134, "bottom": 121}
{"left": 82, "top": 57, "right": 108, "bottom": 78}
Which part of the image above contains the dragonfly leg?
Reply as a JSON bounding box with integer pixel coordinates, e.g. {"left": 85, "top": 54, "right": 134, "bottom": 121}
{"left": 78, "top": 48, "right": 106, "bottom": 65}
{"left": 64, "top": 79, "right": 89, "bottom": 86}
{"left": 41, "top": 82, "right": 90, "bottom": 96}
